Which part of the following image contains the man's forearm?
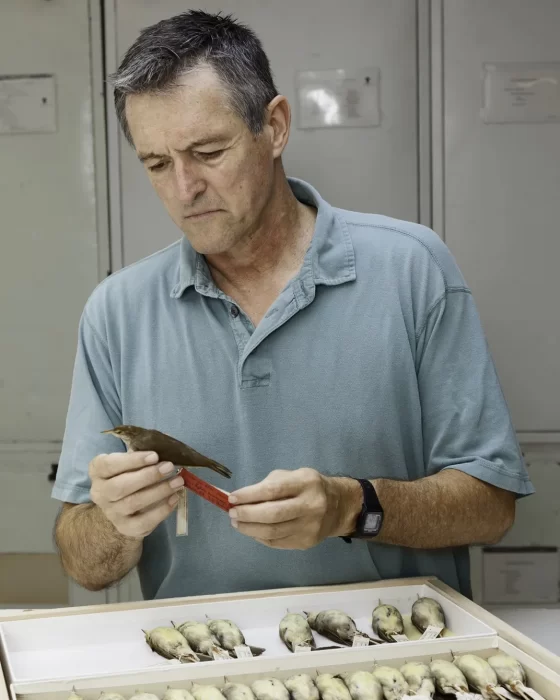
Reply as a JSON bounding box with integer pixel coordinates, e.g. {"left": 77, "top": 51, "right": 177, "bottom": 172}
{"left": 54, "top": 503, "right": 142, "bottom": 591}
{"left": 337, "top": 469, "right": 515, "bottom": 548}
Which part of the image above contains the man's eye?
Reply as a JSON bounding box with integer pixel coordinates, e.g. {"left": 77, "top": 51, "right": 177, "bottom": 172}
{"left": 148, "top": 162, "right": 166, "bottom": 172}
{"left": 197, "top": 149, "right": 224, "bottom": 161}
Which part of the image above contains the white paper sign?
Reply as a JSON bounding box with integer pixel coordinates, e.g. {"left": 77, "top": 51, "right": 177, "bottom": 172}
{"left": 296, "top": 67, "right": 380, "bottom": 129}
{"left": 294, "top": 645, "right": 312, "bottom": 653}
{"left": 456, "top": 694, "right": 483, "bottom": 700}
{"left": 482, "top": 547, "right": 559, "bottom": 604}
{"left": 234, "top": 645, "right": 252, "bottom": 658}
{"left": 352, "top": 635, "right": 370, "bottom": 647}
{"left": 0, "top": 74, "right": 57, "bottom": 134}
{"left": 523, "top": 688, "right": 547, "bottom": 700}
{"left": 482, "top": 62, "right": 560, "bottom": 123}
{"left": 419, "top": 625, "right": 443, "bottom": 640}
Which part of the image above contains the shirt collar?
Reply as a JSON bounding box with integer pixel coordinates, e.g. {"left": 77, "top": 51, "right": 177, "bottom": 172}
{"left": 170, "top": 177, "right": 356, "bottom": 299}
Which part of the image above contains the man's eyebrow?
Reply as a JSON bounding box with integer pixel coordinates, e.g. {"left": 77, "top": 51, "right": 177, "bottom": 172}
{"left": 138, "top": 151, "right": 164, "bottom": 162}
{"left": 138, "top": 138, "right": 228, "bottom": 162}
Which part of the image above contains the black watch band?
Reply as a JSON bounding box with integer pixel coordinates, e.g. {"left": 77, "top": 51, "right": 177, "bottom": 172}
{"left": 340, "top": 478, "right": 384, "bottom": 543}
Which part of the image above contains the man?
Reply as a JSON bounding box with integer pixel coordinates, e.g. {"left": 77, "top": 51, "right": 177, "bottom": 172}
{"left": 53, "top": 10, "right": 533, "bottom": 601}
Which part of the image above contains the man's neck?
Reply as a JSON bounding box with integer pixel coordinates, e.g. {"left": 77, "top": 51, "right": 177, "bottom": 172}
{"left": 205, "top": 176, "right": 317, "bottom": 295}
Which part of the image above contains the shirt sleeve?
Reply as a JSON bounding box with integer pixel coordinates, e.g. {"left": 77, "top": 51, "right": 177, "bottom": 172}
{"left": 416, "top": 288, "right": 534, "bottom": 497}
{"left": 51, "top": 309, "right": 124, "bottom": 504}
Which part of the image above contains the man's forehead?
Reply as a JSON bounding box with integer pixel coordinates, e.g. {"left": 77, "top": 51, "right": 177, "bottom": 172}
{"left": 125, "top": 72, "right": 241, "bottom": 152}
{"left": 126, "top": 65, "right": 231, "bottom": 119}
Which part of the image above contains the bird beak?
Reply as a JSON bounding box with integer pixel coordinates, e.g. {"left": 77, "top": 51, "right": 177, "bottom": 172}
{"left": 101, "top": 429, "right": 115, "bottom": 435}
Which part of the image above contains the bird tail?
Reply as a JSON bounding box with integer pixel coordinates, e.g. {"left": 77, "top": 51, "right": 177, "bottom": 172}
{"left": 208, "top": 461, "right": 232, "bottom": 478}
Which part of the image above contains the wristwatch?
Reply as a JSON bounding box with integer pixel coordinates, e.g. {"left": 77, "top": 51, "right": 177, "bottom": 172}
{"left": 340, "top": 478, "right": 384, "bottom": 543}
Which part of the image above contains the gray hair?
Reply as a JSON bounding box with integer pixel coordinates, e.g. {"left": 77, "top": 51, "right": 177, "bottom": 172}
{"left": 109, "top": 10, "right": 279, "bottom": 145}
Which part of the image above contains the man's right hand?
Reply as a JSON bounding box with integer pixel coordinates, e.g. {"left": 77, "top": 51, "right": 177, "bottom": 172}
{"left": 89, "top": 452, "right": 184, "bottom": 539}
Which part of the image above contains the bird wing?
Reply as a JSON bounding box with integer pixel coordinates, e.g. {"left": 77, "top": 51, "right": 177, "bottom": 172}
{"left": 148, "top": 429, "right": 232, "bottom": 478}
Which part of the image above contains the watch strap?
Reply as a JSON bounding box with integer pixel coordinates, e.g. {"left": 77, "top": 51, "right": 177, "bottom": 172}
{"left": 340, "top": 478, "right": 383, "bottom": 543}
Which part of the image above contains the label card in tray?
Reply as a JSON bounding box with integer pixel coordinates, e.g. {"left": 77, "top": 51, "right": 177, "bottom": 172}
{"left": 495, "top": 690, "right": 519, "bottom": 700}
{"left": 392, "top": 633, "right": 409, "bottom": 642}
{"left": 234, "top": 645, "right": 253, "bottom": 659}
{"left": 212, "top": 649, "right": 232, "bottom": 661}
{"left": 419, "top": 625, "right": 443, "bottom": 640}
{"left": 294, "top": 645, "right": 312, "bottom": 653}
{"left": 352, "top": 635, "right": 370, "bottom": 647}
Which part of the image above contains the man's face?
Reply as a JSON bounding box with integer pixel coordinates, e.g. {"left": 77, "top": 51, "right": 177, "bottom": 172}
{"left": 125, "top": 66, "right": 277, "bottom": 255}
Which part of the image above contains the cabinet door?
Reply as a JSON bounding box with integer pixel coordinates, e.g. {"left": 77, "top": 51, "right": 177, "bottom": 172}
{"left": 111, "top": 0, "right": 419, "bottom": 265}
{"left": 0, "top": 0, "right": 106, "bottom": 606}
{"left": 437, "top": 0, "right": 560, "bottom": 437}
{"left": 0, "top": 0, "right": 104, "bottom": 444}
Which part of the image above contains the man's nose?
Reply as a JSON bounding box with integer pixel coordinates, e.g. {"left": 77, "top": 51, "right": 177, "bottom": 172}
{"left": 174, "top": 161, "right": 206, "bottom": 204}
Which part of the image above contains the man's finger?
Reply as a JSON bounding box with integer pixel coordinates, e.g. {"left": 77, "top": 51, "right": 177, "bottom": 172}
{"left": 116, "top": 495, "right": 178, "bottom": 539}
{"left": 229, "top": 470, "right": 301, "bottom": 505}
{"left": 112, "top": 476, "right": 185, "bottom": 516}
{"left": 229, "top": 497, "right": 304, "bottom": 524}
{"left": 105, "top": 462, "right": 177, "bottom": 502}
{"left": 91, "top": 451, "right": 160, "bottom": 479}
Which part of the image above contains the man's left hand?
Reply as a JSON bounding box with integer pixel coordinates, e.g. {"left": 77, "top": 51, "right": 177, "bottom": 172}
{"left": 227, "top": 468, "right": 362, "bottom": 549}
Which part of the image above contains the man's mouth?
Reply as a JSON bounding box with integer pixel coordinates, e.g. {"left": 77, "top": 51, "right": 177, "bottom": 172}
{"left": 185, "top": 210, "right": 219, "bottom": 220}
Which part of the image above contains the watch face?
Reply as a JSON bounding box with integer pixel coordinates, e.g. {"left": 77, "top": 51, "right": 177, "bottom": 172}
{"left": 363, "top": 512, "right": 382, "bottom": 534}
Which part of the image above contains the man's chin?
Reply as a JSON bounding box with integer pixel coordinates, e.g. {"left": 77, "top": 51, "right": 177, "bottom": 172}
{"left": 181, "top": 231, "right": 233, "bottom": 256}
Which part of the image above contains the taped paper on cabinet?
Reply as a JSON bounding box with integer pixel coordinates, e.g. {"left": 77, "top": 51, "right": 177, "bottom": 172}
{"left": 0, "top": 74, "right": 56, "bottom": 133}
{"left": 482, "top": 62, "right": 560, "bottom": 123}
{"left": 296, "top": 67, "right": 380, "bottom": 129}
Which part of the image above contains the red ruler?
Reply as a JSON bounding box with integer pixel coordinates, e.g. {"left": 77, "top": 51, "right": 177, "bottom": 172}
{"left": 179, "top": 469, "right": 232, "bottom": 512}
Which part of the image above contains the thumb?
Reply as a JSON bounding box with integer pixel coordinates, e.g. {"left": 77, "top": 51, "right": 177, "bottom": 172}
{"left": 228, "top": 469, "right": 295, "bottom": 505}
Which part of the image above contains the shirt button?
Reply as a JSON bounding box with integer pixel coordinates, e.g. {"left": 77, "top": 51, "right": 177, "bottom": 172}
{"left": 230, "top": 305, "right": 239, "bottom": 318}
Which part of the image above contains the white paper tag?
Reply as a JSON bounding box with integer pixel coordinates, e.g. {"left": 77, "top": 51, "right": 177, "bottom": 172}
{"left": 522, "top": 688, "right": 547, "bottom": 700}
{"left": 494, "top": 689, "right": 518, "bottom": 700}
{"left": 403, "top": 696, "right": 431, "bottom": 700}
{"left": 211, "top": 649, "right": 231, "bottom": 660}
{"left": 391, "top": 633, "right": 410, "bottom": 642}
{"left": 234, "top": 645, "right": 253, "bottom": 658}
{"left": 456, "top": 694, "right": 483, "bottom": 700}
{"left": 352, "top": 635, "right": 370, "bottom": 647}
{"left": 175, "top": 487, "right": 188, "bottom": 536}
{"left": 489, "top": 691, "right": 507, "bottom": 700}
{"left": 419, "top": 625, "right": 443, "bottom": 640}
{"left": 294, "top": 645, "right": 312, "bottom": 653}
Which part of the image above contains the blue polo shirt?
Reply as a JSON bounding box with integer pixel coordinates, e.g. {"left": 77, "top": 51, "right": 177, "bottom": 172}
{"left": 52, "top": 178, "right": 533, "bottom": 600}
